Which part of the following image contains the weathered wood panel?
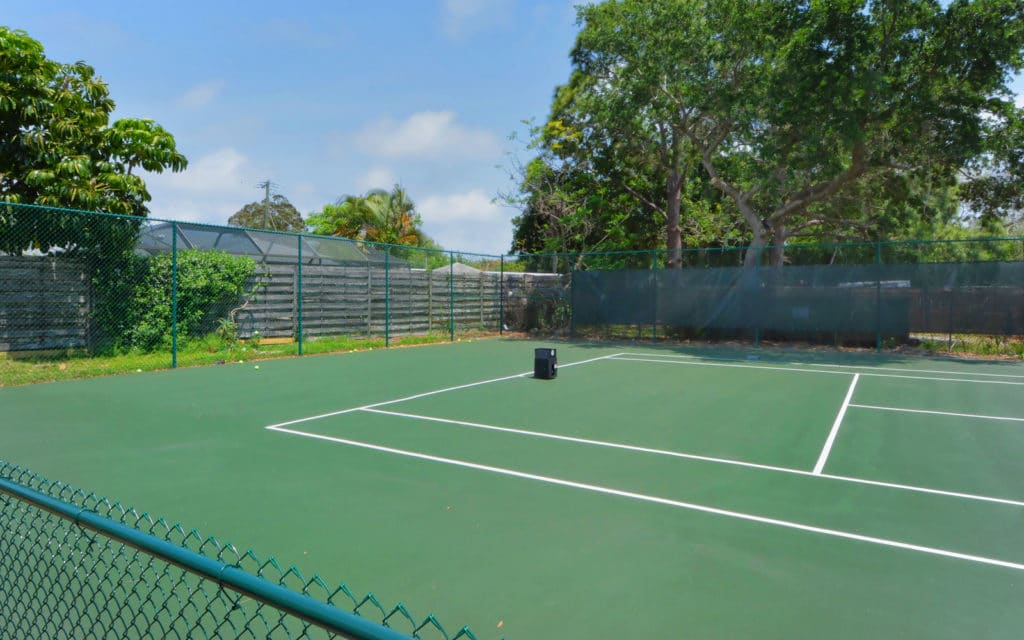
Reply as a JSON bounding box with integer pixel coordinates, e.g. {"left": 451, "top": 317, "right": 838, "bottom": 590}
{"left": 0, "top": 257, "right": 90, "bottom": 351}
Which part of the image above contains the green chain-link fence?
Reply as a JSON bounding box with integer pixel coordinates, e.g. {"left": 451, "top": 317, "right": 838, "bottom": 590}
{"left": 558, "top": 240, "right": 1024, "bottom": 350}
{"left": 3, "top": 202, "right": 1023, "bottom": 369}
{"left": 0, "top": 461, "right": 476, "bottom": 640}
{"left": 0, "top": 203, "right": 569, "bottom": 374}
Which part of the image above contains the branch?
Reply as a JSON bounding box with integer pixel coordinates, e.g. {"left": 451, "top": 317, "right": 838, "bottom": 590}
{"left": 767, "top": 143, "right": 869, "bottom": 224}
{"left": 622, "top": 182, "right": 668, "bottom": 220}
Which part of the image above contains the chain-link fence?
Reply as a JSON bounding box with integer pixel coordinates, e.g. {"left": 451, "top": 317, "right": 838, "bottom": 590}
{"left": 0, "top": 203, "right": 573, "bottom": 374}
{"left": 0, "top": 461, "right": 475, "bottom": 640}
{"left": 561, "top": 240, "right": 1024, "bottom": 349}
{"left": 3, "top": 202, "right": 1023, "bottom": 369}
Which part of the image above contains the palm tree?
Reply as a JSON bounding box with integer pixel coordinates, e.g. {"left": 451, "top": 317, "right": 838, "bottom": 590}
{"left": 307, "top": 184, "right": 427, "bottom": 247}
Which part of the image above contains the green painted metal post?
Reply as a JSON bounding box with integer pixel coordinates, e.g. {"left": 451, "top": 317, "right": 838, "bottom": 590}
{"left": 297, "top": 236, "right": 303, "bottom": 356}
{"left": 753, "top": 245, "right": 760, "bottom": 348}
{"left": 449, "top": 251, "right": 455, "bottom": 342}
{"left": 651, "top": 249, "right": 657, "bottom": 343}
{"left": 569, "top": 267, "right": 576, "bottom": 339}
{"left": 385, "top": 249, "right": 390, "bottom": 348}
{"left": 499, "top": 255, "right": 505, "bottom": 334}
{"left": 875, "top": 241, "right": 882, "bottom": 353}
{"left": 171, "top": 222, "right": 178, "bottom": 368}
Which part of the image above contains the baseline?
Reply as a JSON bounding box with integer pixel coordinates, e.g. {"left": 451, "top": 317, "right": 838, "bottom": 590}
{"left": 612, "top": 356, "right": 1024, "bottom": 386}
{"left": 266, "top": 424, "right": 1024, "bottom": 573}
{"left": 620, "top": 352, "right": 1024, "bottom": 379}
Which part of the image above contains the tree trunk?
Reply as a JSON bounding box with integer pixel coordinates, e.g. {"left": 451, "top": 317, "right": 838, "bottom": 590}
{"left": 769, "top": 223, "right": 786, "bottom": 266}
{"left": 665, "top": 172, "right": 683, "bottom": 268}
{"left": 738, "top": 200, "right": 767, "bottom": 267}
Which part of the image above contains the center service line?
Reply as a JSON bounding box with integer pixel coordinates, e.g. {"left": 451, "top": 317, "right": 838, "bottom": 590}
{"left": 813, "top": 373, "right": 860, "bottom": 475}
{"left": 267, "top": 424, "right": 1024, "bottom": 573}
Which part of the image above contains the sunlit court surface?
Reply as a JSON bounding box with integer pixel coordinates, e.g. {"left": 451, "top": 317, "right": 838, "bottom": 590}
{"left": 4, "top": 337, "right": 1024, "bottom": 638}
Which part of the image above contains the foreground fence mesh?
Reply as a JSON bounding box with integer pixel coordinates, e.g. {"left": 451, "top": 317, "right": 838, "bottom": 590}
{"left": 0, "top": 462, "right": 475, "bottom": 640}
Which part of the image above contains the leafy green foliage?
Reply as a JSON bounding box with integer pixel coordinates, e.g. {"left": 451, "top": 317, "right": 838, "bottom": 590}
{"left": 228, "top": 194, "right": 306, "bottom": 232}
{"left": 0, "top": 28, "right": 186, "bottom": 224}
{"left": 308, "top": 185, "right": 436, "bottom": 247}
{"left": 120, "top": 251, "right": 258, "bottom": 352}
{"left": 523, "top": 0, "right": 1024, "bottom": 265}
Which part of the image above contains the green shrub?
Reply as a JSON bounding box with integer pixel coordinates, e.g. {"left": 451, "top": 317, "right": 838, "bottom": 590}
{"left": 120, "top": 250, "right": 259, "bottom": 352}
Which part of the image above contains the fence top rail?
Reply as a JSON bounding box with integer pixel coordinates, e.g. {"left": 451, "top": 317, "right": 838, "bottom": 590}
{"left": 6, "top": 201, "right": 1024, "bottom": 265}
{"left": 0, "top": 461, "right": 475, "bottom": 640}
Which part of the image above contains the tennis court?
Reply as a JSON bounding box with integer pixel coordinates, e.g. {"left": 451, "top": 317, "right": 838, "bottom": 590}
{"left": 3, "top": 337, "right": 1024, "bottom": 638}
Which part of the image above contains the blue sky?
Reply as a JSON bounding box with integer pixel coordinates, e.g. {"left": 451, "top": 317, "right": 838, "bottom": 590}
{"left": 5, "top": 0, "right": 581, "bottom": 255}
{"left": 4, "top": 2, "right": 1022, "bottom": 255}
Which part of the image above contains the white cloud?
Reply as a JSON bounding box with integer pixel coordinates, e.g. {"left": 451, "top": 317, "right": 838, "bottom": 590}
{"left": 176, "top": 80, "right": 225, "bottom": 110}
{"left": 441, "top": 0, "right": 513, "bottom": 37}
{"left": 419, "top": 189, "right": 502, "bottom": 223}
{"left": 356, "top": 167, "right": 399, "bottom": 191}
{"left": 418, "top": 189, "right": 514, "bottom": 255}
{"left": 354, "top": 111, "right": 501, "bottom": 160}
{"left": 143, "top": 148, "right": 264, "bottom": 224}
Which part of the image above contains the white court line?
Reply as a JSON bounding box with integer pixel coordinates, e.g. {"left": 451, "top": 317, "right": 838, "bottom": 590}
{"left": 850, "top": 404, "right": 1024, "bottom": 423}
{"left": 813, "top": 374, "right": 861, "bottom": 475}
{"left": 362, "top": 407, "right": 1024, "bottom": 508}
{"left": 612, "top": 356, "right": 1024, "bottom": 386}
{"left": 620, "top": 352, "right": 1024, "bottom": 380}
{"left": 264, "top": 352, "right": 623, "bottom": 430}
{"left": 266, "top": 424, "right": 1024, "bottom": 573}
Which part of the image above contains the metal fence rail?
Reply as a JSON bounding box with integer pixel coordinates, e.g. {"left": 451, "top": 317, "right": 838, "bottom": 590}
{"left": 0, "top": 462, "right": 476, "bottom": 640}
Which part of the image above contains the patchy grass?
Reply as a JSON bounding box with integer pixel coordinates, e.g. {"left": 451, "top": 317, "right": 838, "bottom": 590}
{"left": 913, "top": 333, "right": 1024, "bottom": 359}
{"left": 0, "top": 332, "right": 491, "bottom": 387}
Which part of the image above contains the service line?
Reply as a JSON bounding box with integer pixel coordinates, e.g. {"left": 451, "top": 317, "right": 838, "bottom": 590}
{"left": 267, "top": 424, "right": 1024, "bottom": 573}
{"left": 361, "top": 406, "right": 1024, "bottom": 508}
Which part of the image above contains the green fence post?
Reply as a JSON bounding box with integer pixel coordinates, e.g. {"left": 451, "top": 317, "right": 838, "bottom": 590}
{"left": 297, "top": 235, "right": 303, "bottom": 356}
{"left": 385, "top": 249, "right": 390, "bottom": 348}
{"left": 499, "top": 255, "right": 505, "bottom": 334}
{"left": 569, "top": 265, "right": 576, "bottom": 339}
{"left": 449, "top": 251, "right": 455, "bottom": 342}
{"left": 875, "top": 241, "right": 882, "bottom": 353}
{"left": 651, "top": 249, "right": 657, "bottom": 343}
{"left": 171, "top": 222, "right": 178, "bottom": 369}
{"left": 753, "top": 246, "right": 761, "bottom": 348}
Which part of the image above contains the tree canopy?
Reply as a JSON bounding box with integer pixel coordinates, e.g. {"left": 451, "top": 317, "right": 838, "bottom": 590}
{"left": 228, "top": 194, "right": 306, "bottom": 232}
{"left": 0, "top": 27, "right": 187, "bottom": 257}
{"left": 515, "top": 0, "right": 1024, "bottom": 266}
{"left": 0, "top": 27, "right": 187, "bottom": 216}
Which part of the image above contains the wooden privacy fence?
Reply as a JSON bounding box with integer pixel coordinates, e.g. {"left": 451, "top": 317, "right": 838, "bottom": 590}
{"left": 0, "top": 255, "right": 566, "bottom": 352}
{"left": 235, "top": 262, "right": 564, "bottom": 340}
{"left": 0, "top": 256, "right": 90, "bottom": 352}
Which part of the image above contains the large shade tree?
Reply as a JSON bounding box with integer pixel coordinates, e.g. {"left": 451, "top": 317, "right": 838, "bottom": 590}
{"left": 543, "top": 0, "right": 1024, "bottom": 266}
{"left": 0, "top": 27, "right": 187, "bottom": 255}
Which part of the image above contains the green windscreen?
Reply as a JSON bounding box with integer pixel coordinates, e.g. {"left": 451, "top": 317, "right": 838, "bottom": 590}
{"left": 572, "top": 261, "right": 1024, "bottom": 344}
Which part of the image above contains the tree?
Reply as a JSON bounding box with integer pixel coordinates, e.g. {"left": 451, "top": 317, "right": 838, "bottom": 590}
{"left": 0, "top": 28, "right": 186, "bottom": 222}
{"left": 308, "top": 184, "right": 433, "bottom": 247}
{"left": 559, "top": 0, "right": 1024, "bottom": 265}
{"left": 228, "top": 194, "right": 305, "bottom": 232}
{"left": 504, "top": 119, "right": 741, "bottom": 270}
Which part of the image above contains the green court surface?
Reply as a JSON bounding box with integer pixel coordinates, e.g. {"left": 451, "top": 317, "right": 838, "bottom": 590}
{"left": 3, "top": 338, "right": 1024, "bottom": 638}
